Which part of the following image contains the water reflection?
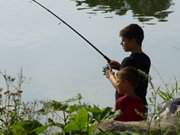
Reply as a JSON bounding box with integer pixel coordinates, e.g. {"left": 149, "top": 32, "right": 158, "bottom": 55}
{"left": 72, "top": 0, "right": 174, "bottom": 24}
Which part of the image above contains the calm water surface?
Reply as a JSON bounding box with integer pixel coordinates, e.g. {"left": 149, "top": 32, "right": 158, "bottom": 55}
{"left": 0, "top": 0, "right": 180, "bottom": 107}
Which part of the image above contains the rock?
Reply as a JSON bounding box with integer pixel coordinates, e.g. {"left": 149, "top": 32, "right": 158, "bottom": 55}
{"left": 97, "top": 119, "right": 177, "bottom": 135}
{"left": 96, "top": 98, "right": 180, "bottom": 135}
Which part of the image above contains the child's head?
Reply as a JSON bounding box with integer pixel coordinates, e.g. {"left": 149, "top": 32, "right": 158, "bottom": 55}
{"left": 119, "top": 24, "right": 144, "bottom": 47}
{"left": 115, "top": 67, "right": 141, "bottom": 94}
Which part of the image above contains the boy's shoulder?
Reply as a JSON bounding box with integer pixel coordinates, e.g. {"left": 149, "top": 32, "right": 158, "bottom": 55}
{"left": 122, "top": 52, "right": 150, "bottom": 62}
{"left": 121, "top": 52, "right": 151, "bottom": 72}
{"left": 131, "top": 52, "right": 150, "bottom": 60}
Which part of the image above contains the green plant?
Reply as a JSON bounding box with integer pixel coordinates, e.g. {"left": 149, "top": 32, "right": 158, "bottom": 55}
{"left": 0, "top": 70, "right": 180, "bottom": 135}
{"left": 37, "top": 94, "right": 117, "bottom": 135}
{"left": 0, "top": 70, "right": 47, "bottom": 135}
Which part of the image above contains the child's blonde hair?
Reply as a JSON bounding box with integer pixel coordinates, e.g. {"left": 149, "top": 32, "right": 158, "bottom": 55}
{"left": 115, "top": 67, "right": 147, "bottom": 89}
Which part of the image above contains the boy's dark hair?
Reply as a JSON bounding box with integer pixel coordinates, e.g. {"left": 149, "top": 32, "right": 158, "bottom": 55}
{"left": 116, "top": 67, "right": 146, "bottom": 89}
{"left": 120, "top": 24, "right": 144, "bottom": 46}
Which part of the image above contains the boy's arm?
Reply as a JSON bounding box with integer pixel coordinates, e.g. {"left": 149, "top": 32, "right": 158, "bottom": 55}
{"left": 109, "top": 60, "right": 121, "bottom": 70}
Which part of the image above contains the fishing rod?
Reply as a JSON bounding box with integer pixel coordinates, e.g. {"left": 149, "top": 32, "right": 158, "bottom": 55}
{"left": 31, "top": 0, "right": 111, "bottom": 63}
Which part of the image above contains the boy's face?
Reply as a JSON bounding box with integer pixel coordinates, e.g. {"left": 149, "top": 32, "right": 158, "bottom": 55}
{"left": 120, "top": 37, "right": 135, "bottom": 52}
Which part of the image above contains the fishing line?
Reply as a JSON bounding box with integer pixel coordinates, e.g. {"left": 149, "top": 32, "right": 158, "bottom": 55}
{"left": 31, "top": 0, "right": 111, "bottom": 63}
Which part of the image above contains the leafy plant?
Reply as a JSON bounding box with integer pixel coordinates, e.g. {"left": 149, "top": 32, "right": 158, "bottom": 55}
{"left": 0, "top": 70, "right": 180, "bottom": 135}
{"left": 37, "top": 95, "right": 117, "bottom": 135}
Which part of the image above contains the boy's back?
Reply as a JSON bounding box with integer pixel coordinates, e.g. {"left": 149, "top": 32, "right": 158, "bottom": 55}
{"left": 121, "top": 52, "right": 150, "bottom": 74}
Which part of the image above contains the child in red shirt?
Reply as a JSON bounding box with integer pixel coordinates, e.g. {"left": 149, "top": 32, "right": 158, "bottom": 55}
{"left": 105, "top": 66, "right": 145, "bottom": 121}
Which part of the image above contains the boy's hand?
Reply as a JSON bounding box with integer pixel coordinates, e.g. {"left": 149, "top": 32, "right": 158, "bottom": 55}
{"left": 109, "top": 60, "right": 121, "bottom": 70}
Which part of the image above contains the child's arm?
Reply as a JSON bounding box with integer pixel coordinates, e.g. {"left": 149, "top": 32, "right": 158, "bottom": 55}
{"left": 105, "top": 65, "right": 120, "bottom": 92}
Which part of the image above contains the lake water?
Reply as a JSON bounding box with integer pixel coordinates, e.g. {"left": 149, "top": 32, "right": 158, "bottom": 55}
{"left": 0, "top": 0, "right": 180, "bottom": 107}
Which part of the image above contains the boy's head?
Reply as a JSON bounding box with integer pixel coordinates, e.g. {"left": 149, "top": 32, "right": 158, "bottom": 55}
{"left": 119, "top": 24, "right": 144, "bottom": 48}
{"left": 115, "top": 67, "right": 141, "bottom": 93}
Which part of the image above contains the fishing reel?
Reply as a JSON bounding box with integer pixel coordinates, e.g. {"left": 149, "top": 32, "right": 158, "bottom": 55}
{"left": 102, "top": 65, "right": 110, "bottom": 75}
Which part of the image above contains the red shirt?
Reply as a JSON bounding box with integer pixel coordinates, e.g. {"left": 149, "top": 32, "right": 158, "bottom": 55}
{"left": 115, "top": 95, "right": 144, "bottom": 121}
